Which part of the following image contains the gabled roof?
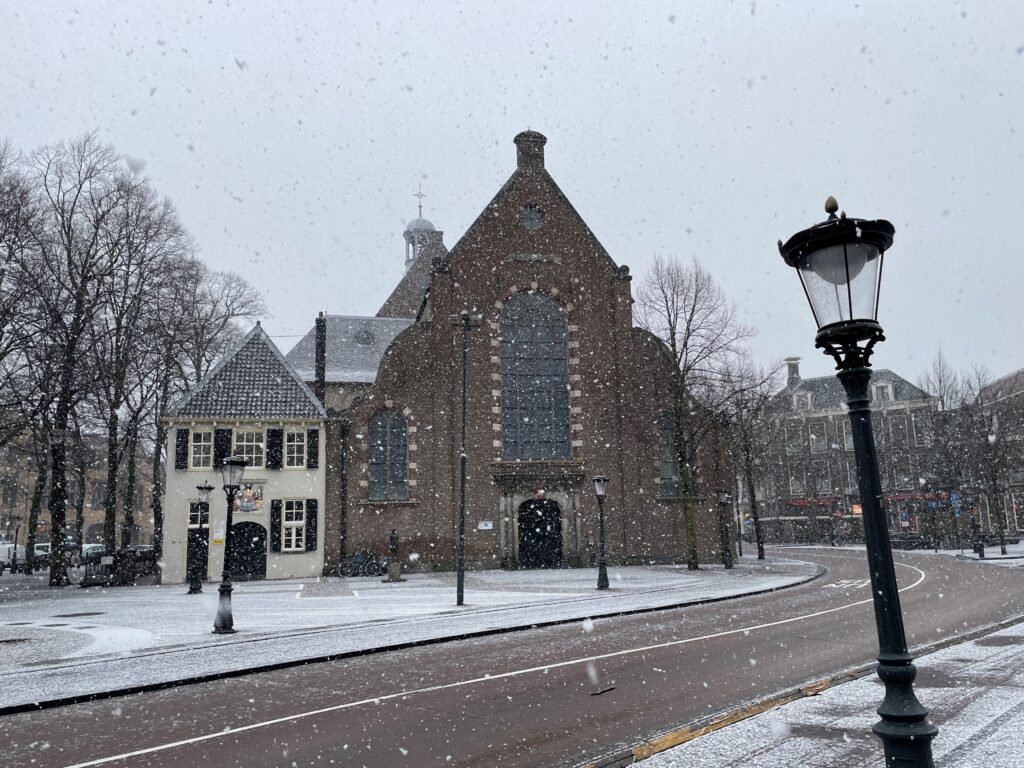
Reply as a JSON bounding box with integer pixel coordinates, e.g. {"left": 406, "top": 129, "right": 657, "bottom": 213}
{"left": 980, "top": 367, "right": 1024, "bottom": 404}
{"left": 167, "top": 324, "right": 326, "bottom": 420}
{"left": 286, "top": 315, "right": 414, "bottom": 384}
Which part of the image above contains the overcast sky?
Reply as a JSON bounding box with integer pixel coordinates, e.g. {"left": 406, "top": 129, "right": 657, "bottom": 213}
{"left": 2, "top": 1, "right": 1022, "bottom": 386}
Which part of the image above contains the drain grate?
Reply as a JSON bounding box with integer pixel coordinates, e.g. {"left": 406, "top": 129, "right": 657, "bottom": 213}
{"left": 52, "top": 612, "right": 105, "bottom": 618}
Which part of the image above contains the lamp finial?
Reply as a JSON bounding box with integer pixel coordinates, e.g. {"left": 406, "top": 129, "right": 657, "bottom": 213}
{"left": 825, "top": 196, "right": 839, "bottom": 215}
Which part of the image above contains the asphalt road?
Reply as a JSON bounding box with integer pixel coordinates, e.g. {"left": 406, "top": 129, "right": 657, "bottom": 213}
{"left": 4, "top": 548, "right": 1023, "bottom": 768}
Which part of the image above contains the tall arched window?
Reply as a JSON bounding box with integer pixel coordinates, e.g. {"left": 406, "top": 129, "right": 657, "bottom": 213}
{"left": 500, "top": 293, "right": 570, "bottom": 460}
{"left": 659, "top": 412, "right": 683, "bottom": 497}
{"left": 368, "top": 409, "right": 408, "bottom": 500}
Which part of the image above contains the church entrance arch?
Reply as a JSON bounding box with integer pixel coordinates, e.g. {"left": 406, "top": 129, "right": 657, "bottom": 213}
{"left": 517, "top": 498, "right": 563, "bottom": 568}
{"left": 227, "top": 522, "right": 267, "bottom": 581}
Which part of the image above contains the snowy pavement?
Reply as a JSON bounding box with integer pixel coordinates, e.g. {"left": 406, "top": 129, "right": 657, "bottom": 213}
{"left": 637, "top": 619, "right": 1024, "bottom": 768}
{"left": 778, "top": 541, "right": 1024, "bottom": 567}
{"left": 0, "top": 556, "right": 818, "bottom": 712}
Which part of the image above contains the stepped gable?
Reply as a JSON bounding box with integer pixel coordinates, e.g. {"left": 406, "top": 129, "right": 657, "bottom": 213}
{"left": 286, "top": 315, "right": 414, "bottom": 384}
{"left": 167, "top": 324, "right": 326, "bottom": 419}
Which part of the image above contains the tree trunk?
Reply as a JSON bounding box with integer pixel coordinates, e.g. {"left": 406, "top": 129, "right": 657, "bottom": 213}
{"left": 745, "top": 468, "right": 765, "bottom": 560}
{"left": 73, "top": 413, "right": 86, "bottom": 547}
{"left": 103, "top": 410, "right": 119, "bottom": 554}
{"left": 47, "top": 431, "right": 70, "bottom": 586}
{"left": 673, "top": 392, "right": 699, "bottom": 570}
{"left": 24, "top": 446, "right": 48, "bottom": 574}
{"left": 122, "top": 424, "right": 138, "bottom": 550}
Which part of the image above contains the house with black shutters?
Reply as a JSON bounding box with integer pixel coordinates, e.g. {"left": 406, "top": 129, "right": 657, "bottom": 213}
{"left": 162, "top": 323, "right": 327, "bottom": 584}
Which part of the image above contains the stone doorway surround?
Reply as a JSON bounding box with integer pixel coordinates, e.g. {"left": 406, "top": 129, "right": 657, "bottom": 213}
{"left": 490, "top": 460, "right": 585, "bottom": 568}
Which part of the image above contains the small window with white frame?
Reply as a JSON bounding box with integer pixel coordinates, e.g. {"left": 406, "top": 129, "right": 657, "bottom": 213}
{"left": 789, "top": 474, "right": 805, "bottom": 496}
{"left": 187, "top": 501, "right": 210, "bottom": 528}
{"left": 785, "top": 424, "right": 802, "bottom": 455}
{"left": 809, "top": 422, "right": 826, "bottom": 454}
{"left": 282, "top": 499, "right": 305, "bottom": 551}
{"left": 190, "top": 430, "right": 213, "bottom": 470}
{"left": 841, "top": 421, "right": 854, "bottom": 451}
{"left": 912, "top": 412, "right": 934, "bottom": 447}
{"left": 234, "top": 429, "right": 265, "bottom": 468}
{"left": 285, "top": 430, "right": 306, "bottom": 468}
{"left": 793, "top": 392, "right": 812, "bottom": 411}
{"left": 872, "top": 383, "right": 893, "bottom": 402}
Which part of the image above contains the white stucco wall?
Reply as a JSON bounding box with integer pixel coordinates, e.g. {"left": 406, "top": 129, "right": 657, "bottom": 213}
{"left": 162, "top": 420, "right": 326, "bottom": 583}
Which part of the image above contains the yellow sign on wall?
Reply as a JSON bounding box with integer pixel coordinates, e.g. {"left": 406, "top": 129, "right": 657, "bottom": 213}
{"left": 212, "top": 538, "right": 225, "bottom": 545}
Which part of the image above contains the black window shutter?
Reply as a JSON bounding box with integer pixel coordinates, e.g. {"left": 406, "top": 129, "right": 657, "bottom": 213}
{"left": 306, "top": 428, "right": 319, "bottom": 469}
{"left": 266, "top": 429, "right": 283, "bottom": 470}
{"left": 305, "top": 499, "right": 318, "bottom": 551}
{"left": 174, "top": 429, "right": 189, "bottom": 470}
{"left": 214, "top": 428, "right": 232, "bottom": 469}
{"left": 270, "top": 499, "right": 282, "bottom": 553}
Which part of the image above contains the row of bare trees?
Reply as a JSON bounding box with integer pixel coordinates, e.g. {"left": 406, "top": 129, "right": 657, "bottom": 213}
{"left": 1, "top": 134, "right": 263, "bottom": 584}
{"left": 918, "top": 352, "right": 1024, "bottom": 554}
{"left": 635, "top": 256, "right": 781, "bottom": 568}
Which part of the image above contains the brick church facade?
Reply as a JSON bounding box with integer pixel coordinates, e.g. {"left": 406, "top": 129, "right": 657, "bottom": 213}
{"left": 284, "top": 130, "right": 730, "bottom": 572}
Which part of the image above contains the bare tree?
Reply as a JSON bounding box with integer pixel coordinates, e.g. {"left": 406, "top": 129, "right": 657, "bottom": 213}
{"left": 636, "top": 256, "right": 754, "bottom": 569}
{"left": 22, "top": 134, "right": 124, "bottom": 585}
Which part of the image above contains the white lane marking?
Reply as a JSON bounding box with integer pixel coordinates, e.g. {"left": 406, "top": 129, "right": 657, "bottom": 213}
{"left": 64, "top": 560, "right": 926, "bottom": 768}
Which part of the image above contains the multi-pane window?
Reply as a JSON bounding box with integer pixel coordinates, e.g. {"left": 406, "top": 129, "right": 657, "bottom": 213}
{"left": 282, "top": 499, "right": 305, "bottom": 551}
{"left": 873, "top": 383, "right": 893, "bottom": 402}
{"left": 369, "top": 409, "right": 408, "bottom": 501}
{"left": 190, "top": 430, "right": 213, "bottom": 469}
{"left": 912, "top": 413, "right": 934, "bottom": 447}
{"left": 793, "top": 393, "right": 811, "bottom": 411}
{"left": 500, "top": 293, "right": 570, "bottom": 460}
{"left": 658, "top": 413, "right": 682, "bottom": 497}
{"left": 840, "top": 421, "right": 854, "bottom": 451}
{"left": 789, "top": 474, "right": 805, "bottom": 496}
{"left": 785, "top": 424, "right": 802, "bottom": 455}
{"left": 285, "top": 430, "right": 306, "bottom": 468}
{"left": 808, "top": 422, "right": 826, "bottom": 454}
{"left": 814, "top": 475, "right": 831, "bottom": 496}
{"left": 234, "top": 429, "right": 265, "bottom": 468}
{"left": 188, "top": 502, "right": 210, "bottom": 528}
{"left": 890, "top": 415, "right": 908, "bottom": 445}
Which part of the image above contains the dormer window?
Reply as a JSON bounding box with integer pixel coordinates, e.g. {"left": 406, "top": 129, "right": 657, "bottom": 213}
{"left": 872, "top": 383, "right": 893, "bottom": 402}
{"left": 793, "top": 392, "right": 812, "bottom": 411}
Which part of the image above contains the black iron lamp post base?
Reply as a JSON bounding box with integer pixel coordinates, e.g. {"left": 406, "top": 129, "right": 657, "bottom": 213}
{"left": 187, "top": 579, "right": 202, "bottom": 595}
{"left": 212, "top": 581, "right": 236, "bottom": 634}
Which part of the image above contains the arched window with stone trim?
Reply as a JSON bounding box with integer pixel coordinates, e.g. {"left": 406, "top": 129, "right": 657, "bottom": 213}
{"left": 368, "top": 408, "right": 408, "bottom": 501}
{"left": 500, "top": 293, "right": 571, "bottom": 460}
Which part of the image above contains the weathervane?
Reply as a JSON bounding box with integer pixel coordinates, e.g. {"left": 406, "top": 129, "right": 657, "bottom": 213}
{"left": 414, "top": 182, "right": 426, "bottom": 218}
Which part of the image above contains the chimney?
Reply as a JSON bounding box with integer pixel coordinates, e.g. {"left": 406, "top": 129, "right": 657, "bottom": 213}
{"left": 514, "top": 129, "right": 547, "bottom": 171}
{"left": 314, "top": 312, "right": 326, "bottom": 406}
{"left": 785, "top": 357, "right": 801, "bottom": 389}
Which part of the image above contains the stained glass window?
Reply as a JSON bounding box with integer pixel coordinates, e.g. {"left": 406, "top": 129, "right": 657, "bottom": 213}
{"left": 500, "top": 294, "right": 570, "bottom": 459}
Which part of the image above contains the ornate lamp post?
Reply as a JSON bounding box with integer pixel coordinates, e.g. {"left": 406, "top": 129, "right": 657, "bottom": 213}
{"left": 779, "top": 197, "right": 936, "bottom": 766}
{"left": 593, "top": 474, "right": 609, "bottom": 590}
{"left": 188, "top": 481, "right": 214, "bottom": 595}
{"left": 213, "top": 456, "right": 246, "bottom": 634}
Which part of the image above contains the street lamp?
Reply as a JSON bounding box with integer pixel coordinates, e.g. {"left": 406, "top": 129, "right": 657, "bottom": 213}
{"left": 188, "top": 481, "right": 214, "bottom": 595}
{"left": 593, "top": 474, "right": 609, "bottom": 590}
{"left": 453, "top": 310, "right": 481, "bottom": 607}
{"left": 717, "top": 492, "right": 733, "bottom": 568}
{"left": 213, "top": 456, "right": 246, "bottom": 634}
{"left": 779, "top": 197, "right": 936, "bottom": 765}
{"left": 10, "top": 514, "right": 23, "bottom": 574}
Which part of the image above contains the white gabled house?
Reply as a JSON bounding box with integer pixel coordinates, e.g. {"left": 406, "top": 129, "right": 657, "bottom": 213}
{"left": 162, "top": 323, "right": 327, "bottom": 583}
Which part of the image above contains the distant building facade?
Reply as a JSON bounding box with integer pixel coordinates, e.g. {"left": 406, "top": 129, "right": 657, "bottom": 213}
{"left": 749, "top": 357, "right": 946, "bottom": 543}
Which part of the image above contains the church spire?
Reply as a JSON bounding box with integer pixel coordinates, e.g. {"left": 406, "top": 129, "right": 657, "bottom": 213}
{"left": 404, "top": 181, "right": 436, "bottom": 272}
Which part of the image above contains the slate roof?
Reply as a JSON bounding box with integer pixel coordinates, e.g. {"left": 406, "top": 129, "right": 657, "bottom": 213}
{"left": 286, "top": 315, "right": 414, "bottom": 384}
{"left": 980, "top": 367, "right": 1024, "bottom": 404}
{"left": 167, "top": 324, "right": 326, "bottom": 420}
{"left": 378, "top": 230, "right": 448, "bottom": 319}
{"left": 774, "top": 368, "right": 933, "bottom": 412}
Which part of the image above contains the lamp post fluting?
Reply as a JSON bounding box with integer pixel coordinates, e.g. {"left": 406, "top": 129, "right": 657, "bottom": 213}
{"left": 594, "top": 475, "right": 609, "bottom": 590}
{"left": 779, "top": 197, "right": 936, "bottom": 766}
{"left": 189, "top": 481, "right": 214, "bottom": 595}
{"left": 213, "top": 456, "right": 246, "bottom": 634}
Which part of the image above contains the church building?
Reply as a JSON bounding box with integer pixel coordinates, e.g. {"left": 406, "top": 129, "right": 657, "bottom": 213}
{"left": 283, "top": 130, "right": 730, "bottom": 573}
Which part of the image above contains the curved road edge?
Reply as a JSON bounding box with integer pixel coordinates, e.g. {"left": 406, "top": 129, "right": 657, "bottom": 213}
{"left": 0, "top": 560, "right": 825, "bottom": 717}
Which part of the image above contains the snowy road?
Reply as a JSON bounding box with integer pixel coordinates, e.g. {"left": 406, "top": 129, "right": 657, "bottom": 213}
{"left": 3, "top": 548, "right": 1022, "bottom": 768}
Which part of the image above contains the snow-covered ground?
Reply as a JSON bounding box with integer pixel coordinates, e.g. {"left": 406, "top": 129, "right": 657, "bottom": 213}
{"left": 0, "top": 556, "right": 818, "bottom": 711}
{"left": 773, "top": 541, "right": 1024, "bottom": 567}
{"left": 641, "top": 620, "right": 1024, "bottom": 767}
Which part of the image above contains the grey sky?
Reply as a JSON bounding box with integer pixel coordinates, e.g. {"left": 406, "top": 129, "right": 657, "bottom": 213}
{"left": 2, "top": 1, "right": 1022, "bottom": 385}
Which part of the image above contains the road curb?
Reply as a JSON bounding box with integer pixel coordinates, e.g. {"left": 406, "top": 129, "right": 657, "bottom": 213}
{"left": 0, "top": 562, "right": 824, "bottom": 716}
{"left": 577, "top": 611, "right": 1024, "bottom": 768}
